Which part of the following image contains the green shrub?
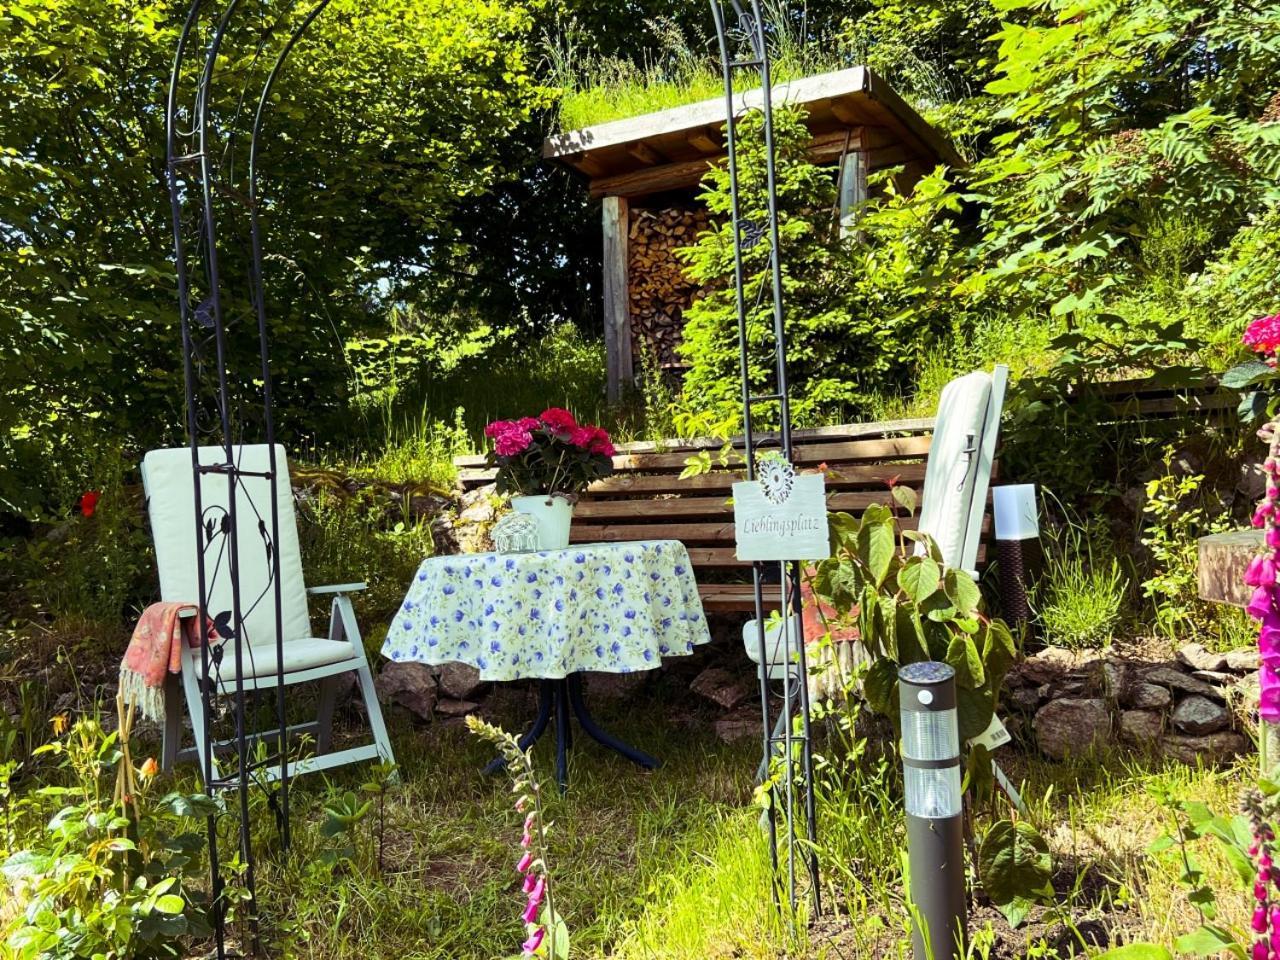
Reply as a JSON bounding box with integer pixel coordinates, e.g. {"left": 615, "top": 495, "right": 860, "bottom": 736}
{"left": 296, "top": 488, "right": 436, "bottom": 640}
{"left": 1, "top": 718, "right": 212, "bottom": 959}
{"left": 1035, "top": 554, "right": 1127, "bottom": 650}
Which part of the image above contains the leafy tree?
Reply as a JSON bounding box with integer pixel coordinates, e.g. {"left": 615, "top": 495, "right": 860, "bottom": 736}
{"left": 0, "top": 0, "right": 549, "bottom": 516}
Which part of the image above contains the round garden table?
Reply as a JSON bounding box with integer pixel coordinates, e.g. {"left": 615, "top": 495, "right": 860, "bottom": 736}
{"left": 382, "top": 539, "right": 711, "bottom": 790}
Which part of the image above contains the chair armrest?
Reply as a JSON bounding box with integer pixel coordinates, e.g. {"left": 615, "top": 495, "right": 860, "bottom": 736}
{"left": 308, "top": 583, "right": 368, "bottom": 595}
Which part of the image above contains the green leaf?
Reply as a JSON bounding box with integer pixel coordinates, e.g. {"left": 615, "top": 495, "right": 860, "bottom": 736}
{"left": 891, "top": 484, "right": 918, "bottom": 516}
{"left": 1093, "top": 946, "right": 1173, "bottom": 960}
{"left": 863, "top": 658, "right": 900, "bottom": 720}
{"left": 153, "top": 895, "right": 186, "bottom": 916}
{"left": 1220, "top": 360, "right": 1273, "bottom": 389}
{"left": 1173, "top": 924, "right": 1244, "bottom": 958}
{"left": 945, "top": 633, "right": 985, "bottom": 689}
{"left": 957, "top": 685, "right": 996, "bottom": 743}
{"left": 943, "top": 569, "right": 981, "bottom": 615}
{"left": 860, "top": 515, "right": 896, "bottom": 588}
{"left": 977, "top": 820, "right": 1052, "bottom": 906}
{"left": 998, "top": 895, "right": 1035, "bottom": 928}
{"left": 898, "top": 557, "right": 940, "bottom": 604}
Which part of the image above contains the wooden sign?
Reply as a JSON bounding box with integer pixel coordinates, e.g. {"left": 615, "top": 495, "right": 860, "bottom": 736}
{"left": 733, "top": 459, "right": 831, "bottom": 562}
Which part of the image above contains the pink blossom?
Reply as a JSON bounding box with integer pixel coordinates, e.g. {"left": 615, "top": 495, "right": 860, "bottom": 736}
{"left": 517, "top": 417, "right": 541, "bottom": 431}
{"left": 1269, "top": 528, "right": 1280, "bottom": 550}
{"left": 495, "top": 425, "right": 533, "bottom": 457}
{"left": 1256, "top": 907, "right": 1270, "bottom": 934}
{"left": 485, "top": 419, "right": 513, "bottom": 438}
{"left": 1248, "top": 555, "right": 1279, "bottom": 587}
{"left": 521, "top": 829, "right": 532, "bottom": 849}
{"left": 1255, "top": 940, "right": 1269, "bottom": 960}
{"left": 528, "top": 876, "right": 545, "bottom": 908}
{"left": 517, "top": 851, "right": 533, "bottom": 873}
{"left": 523, "top": 873, "right": 537, "bottom": 894}
{"left": 521, "top": 927, "right": 545, "bottom": 956}
{"left": 522, "top": 897, "right": 540, "bottom": 924}
{"left": 1245, "top": 313, "right": 1280, "bottom": 355}
{"left": 540, "top": 407, "right": 577, "bottom": 435}
{"left": 1249, "top": 586, "right": 1275, "bottom": 621}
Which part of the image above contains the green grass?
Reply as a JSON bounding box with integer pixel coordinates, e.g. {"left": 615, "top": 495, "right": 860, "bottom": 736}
{"left": 549, "top": 10, "right": 851, "bottom": 132}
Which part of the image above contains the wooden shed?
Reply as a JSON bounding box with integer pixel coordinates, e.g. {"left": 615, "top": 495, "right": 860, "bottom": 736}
{"left": 543, "top": 66, "right": 963, "bottom": 401}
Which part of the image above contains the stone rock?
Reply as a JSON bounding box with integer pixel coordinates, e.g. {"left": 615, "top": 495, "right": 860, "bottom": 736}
{"left": 1033, "top": 698, "right": 1111, "bottom": 760}
{"left": 1191, "top": 670, "right": 1233, "bottom": 685}
{"left": 1126, "top": 682, "right": 1172, "bottom": 711}
{"left": 1101, "top": 660, "right": 1127, "bottom": 701}
{"left": 1171, "top": 695, "right": 1231, "bottom": 735}
{"left": 1140, "top": 666, "right": 1225, "bottom": 701}
{"left": 374, "top": 662, "right": 438, "bottom": 721}
{"left": 1008, "top": 685, "right": 1043, "bottom": 714}
{"left": 435, "top": 698, "right": 480, "bottom": 718}
{"left": 1162, "top": 731, "right": 1250, "bottom": 765}
{"left": 1241, "top": 460, "right": 1268, "bottom": 501}
{"left": 436, "top": 661, "right": 485, "bottom": 701}
{"left": 1226, "top": 648, "right": 1261, "bottom": 672}
{"left": 714, "top": 718, "right": 759, "bottom": 743}
{"left": 1177, "top": 643, "right": 1229, "bottom": 673}
{"left": 1021, "top": 646, "right": 1080, "bottom": 685}
{"left": 585, "top": 671, "right": 648, "bottom": 700}
{"left": 454, "top": 484, "right": 499, "bottom": 553}
{"left": 690, "top": 667, "right": 752, "bottom": 710}
{"left": 1119, "top": 709, "right": 1164, "bottom": 743}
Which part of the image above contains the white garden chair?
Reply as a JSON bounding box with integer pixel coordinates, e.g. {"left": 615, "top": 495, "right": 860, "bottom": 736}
{"left": 143, "top": 444, "right": 395, "bottom": 783}
{"left": 745, "top": 365, "right": 1010, "bottom": 777}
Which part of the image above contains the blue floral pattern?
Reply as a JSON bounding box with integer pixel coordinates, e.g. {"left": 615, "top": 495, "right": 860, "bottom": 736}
{"left": 382, "top": 540, "right": 710, "bottom": 680}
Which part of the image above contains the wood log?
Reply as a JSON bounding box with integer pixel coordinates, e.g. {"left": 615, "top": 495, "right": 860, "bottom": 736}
{"left": 626, "top": 204, "right": 711, "bottom": 369}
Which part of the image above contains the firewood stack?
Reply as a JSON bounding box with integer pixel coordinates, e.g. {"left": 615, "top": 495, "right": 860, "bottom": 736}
{"left": 627, "top": 206, "right": 711, "bottom": 368}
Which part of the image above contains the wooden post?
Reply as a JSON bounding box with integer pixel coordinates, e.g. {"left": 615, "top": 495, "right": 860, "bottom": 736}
{"left": 602, "top": 195, "right": 633, "bottom": 403}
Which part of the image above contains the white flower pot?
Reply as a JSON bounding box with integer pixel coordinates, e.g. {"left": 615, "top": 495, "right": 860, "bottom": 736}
{"left": 511, "top": 495, "right": 574, "bottom": 550}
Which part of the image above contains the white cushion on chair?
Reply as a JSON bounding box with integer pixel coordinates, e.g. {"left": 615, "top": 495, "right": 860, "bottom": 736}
{"left": 143, "top": 445, "right": 312, "bottom": 649}
{"left": 199, "top": 638, "right": 354, "bottom": 681}
{"left": 917, "top": 371, "right": 993, "bottom": 570}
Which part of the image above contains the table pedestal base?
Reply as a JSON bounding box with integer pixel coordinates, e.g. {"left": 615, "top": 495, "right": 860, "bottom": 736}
{"left": 483, "top": 674, "right": 660, "bottom": 792}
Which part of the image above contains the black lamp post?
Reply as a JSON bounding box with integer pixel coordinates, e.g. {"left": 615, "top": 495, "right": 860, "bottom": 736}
{"left": 899, "top": 661, "right": 967, "bottom": 960}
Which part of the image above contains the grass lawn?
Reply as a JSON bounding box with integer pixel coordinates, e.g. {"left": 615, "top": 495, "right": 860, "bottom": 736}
{"left": 164, "top": 672, "right": 1254, "bottom": 960}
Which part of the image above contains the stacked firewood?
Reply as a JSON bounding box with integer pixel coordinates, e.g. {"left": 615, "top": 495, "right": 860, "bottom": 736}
{"left": 627, "top": 206, "right": 711, "bottom": 367}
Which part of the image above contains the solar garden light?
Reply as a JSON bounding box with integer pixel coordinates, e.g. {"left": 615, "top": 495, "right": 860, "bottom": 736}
{"left": 899, "top": 661, "right": 966, "bottom": 960}
{"left": 992, "top": 484, "right": 1040, "bottom": 631}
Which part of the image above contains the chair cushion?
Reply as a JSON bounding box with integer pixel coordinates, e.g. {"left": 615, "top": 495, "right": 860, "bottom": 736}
{"left": 200, "top": 638, "right": 355, "bottom": 680}
{"left": 143, "top": 445, "right": 312, "bottom": 648}
{"left": 917, "top": 371, "right": 993, "bottom": 570}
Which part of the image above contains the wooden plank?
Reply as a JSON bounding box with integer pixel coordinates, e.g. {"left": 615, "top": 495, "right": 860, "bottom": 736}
{"left": 602, "top": 196, "right": 632, "bottom": 402}
{"left": 571, "top": 516, "right": 931, "bottom": 544}
{"left": 626, "top": 141, "right": 664, "bottom": 166}
{"left": 588, "top": 129, "right": 870, "bottom": 199}
{"left": 698, "top": 583, "right": 783, "bottom": 613}
{"left": 574, "top": 490, "right": 912, "bottom": 521}
{"left": 547, "top": 68, "right": 873, "bottom": 160}
{"left": 459, "top": 461, "right": 931, "bottom": 493}
{"left": 453, "top": 416, "right": 937, "bottom": 468}
{"left": 686, "top": 126, "right": 722, "bottom": 153}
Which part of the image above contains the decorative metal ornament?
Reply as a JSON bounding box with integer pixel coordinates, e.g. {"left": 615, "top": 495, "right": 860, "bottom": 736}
{"left": 710, "top": 0, "right": 821, "bottom": 919}
{"left": 492, "top": 511, "right": 541, "bottom": 553}
{"left": 757, "top": 456, "right": 796, "bottom": 506}
{"left": 165, "top": 2, "right": 333, "bottom": 954}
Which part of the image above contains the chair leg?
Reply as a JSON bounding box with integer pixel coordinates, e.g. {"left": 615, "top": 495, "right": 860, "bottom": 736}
{"left": 181, "top": 661, "right": 220, "bottom": 785}
{"left": 316, "top": 673, "right": 343, "bottom": 754}
{"left": 162, "top": 673, "right": 182, "bottom": 772}
{"left": 337, "top": 595, "right": 398, "bottom": 778}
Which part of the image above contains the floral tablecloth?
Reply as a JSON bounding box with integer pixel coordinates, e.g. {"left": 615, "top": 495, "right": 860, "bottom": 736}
{"left": 382, "top": 540, "right": 710, "bottom": 681}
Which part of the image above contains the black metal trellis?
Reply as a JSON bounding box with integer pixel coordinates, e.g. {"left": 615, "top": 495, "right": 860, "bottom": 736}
{"left": 165, "top": 2, "right": 330, "bottom": 953}
{"left": 710, "top": 0, "right": 822, "bottom": 918}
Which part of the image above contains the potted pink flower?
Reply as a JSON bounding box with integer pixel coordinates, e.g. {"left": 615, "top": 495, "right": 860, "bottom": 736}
{"left": 484, "top": 408, "right": 616, "bottom": 549}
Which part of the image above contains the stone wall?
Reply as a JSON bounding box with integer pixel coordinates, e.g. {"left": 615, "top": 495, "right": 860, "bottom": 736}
{"left": 1005, "top": 643, "right": 1257, "bottom": 763}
